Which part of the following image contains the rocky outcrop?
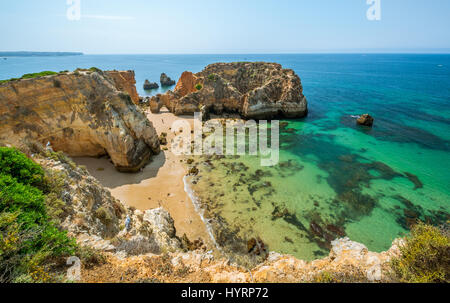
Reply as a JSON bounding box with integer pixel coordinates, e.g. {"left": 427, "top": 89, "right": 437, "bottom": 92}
{"left": 106, "top": 70, "right": 140, "bottom": 104}
{"left": 37, "top": 155, "right": 180, "bottom": 256}
{"left": 160, "top": 73, "right": 176, "bottom": 86}
{"left": 149, "top": 93, "right": 174, "bottom": 114}
{"left": 174, "top": 71, "right": 200, "bottom": 96}
{"left": 357, "top": 114, "right": 374, "bottom": 127}
{"left": 150, "top": 62, "right": 308, "bottom": 119}
{"left": 0, "top": 70, "right": 160, "bottom": 172}
{"left": 143, "top": 79, "right": 159, "bottom": 90}
{"left": 82, "top": 236, "right": 404, "bottom": 283}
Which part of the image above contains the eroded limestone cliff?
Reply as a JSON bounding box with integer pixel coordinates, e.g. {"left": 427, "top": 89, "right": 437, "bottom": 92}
{"left": 106, "top": 70, "right": 140, "bottom": 104}
{"left": 0, "top": 70, "right": 160, "bottom": 172}
{"left": 31, "top": 152, "right": 181, "bottom": 256}
{"left": 150, "top": 62, "right": 308, "bottom": 119}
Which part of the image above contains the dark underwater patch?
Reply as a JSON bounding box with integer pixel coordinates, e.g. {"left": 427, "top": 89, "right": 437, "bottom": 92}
{"left": 392, "top": 195, "right": 450, "bottom": 230}
{"left": 340, "top": 115, "right": 450, "bottom": 152}
{"left": 404, "top": 172, "right": 424, "bottom": 190}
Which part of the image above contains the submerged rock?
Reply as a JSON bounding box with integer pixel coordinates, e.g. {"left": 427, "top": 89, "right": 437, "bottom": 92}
{"left": 357, "top": 114, "right": 374, "bottom": 127}
{"left": 404, "top": 172, "right": 424, "bottom": 190}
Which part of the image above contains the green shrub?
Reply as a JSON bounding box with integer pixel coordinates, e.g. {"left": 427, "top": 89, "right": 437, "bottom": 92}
{"left": 76, "top": 246, "right": 106, "bottom": 269}
{"left": 0, "top": 175, "right": 46, "bottom": 229}
{"left": 47, "top": 151, "right": 77, "bottom": 170}
{"left": 0, "top": 147, "right": 45, "bottom": 188}
{"left": 0, "top": 71, "right": 58, "bottom": 84}
{"left": 208, "top": 74, "right": 217, "bottom": 81}
{"left": 391, "top": 222, "right": 450, "bottom": 283}
{"left": 95, "top": 207, "right": 114, "bottom": 225}
{"left": 195, "top": 83, "right": 203, "bottom": 90}
{"left": 89, "top": 67, "right": 102, "bottom": 73}
{"left": 0, "top": 148, "right": 76, "bottom": 282}
{"left": 44, "top": 193, "right": 66, "bottom": 224}
{"left": 20, "top": 71, "right": 57, "bottom": 79}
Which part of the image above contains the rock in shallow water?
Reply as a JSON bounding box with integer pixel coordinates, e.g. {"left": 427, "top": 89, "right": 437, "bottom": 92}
{"left": 357, "top": 114, "right": 375, "bottom": 127}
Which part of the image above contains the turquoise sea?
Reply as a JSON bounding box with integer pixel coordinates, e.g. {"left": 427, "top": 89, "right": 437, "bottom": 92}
{"left": 1, "top": 54, "right": 449, "bottom": 260}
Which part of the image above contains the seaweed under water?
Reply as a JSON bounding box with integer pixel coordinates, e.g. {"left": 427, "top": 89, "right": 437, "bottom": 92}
{"left": 188, "top": 112, "right": 450, "bottom": 263}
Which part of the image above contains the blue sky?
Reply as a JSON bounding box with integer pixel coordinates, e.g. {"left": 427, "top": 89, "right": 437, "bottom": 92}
{"left": 1, "top": 0, "right": 449, "bottom": 54}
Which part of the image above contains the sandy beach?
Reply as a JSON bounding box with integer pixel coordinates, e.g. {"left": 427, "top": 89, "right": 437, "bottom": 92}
{"left": 74, "top": 108, "right": 212, "bottom": 247}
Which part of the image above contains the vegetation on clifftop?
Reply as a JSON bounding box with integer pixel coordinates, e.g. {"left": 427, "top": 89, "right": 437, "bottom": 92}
{"left": 391, "top": 222, "right": 449, "bottom": 283}
{"left": 0, "top": 67, "right": 103, "bottom": 84}
{"left": 0, "top": 71, "right": 58, "bottom": 84}
{"left": 0, "top": 147, "right": 76, "bottom": 283}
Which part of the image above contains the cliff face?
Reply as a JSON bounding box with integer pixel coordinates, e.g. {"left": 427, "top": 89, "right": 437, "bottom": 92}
{"left": 82, "top": 236, "right": 403, "bottom": 283}
{"left": 106, "top": 70, "right": 140, "bottom": 104}
{"left": 0, "top": 70, "right": 159, "bottom": 172}
{"left": 36, "top": 155, "right": 180, "bottom": 256}
{"left": 150, "top": 62, "right": 308, "bottom": 119}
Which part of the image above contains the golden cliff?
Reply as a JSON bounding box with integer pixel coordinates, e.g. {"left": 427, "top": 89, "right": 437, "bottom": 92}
{"left": 106, "top": 70, "right": 140, "bottom": 104}
{"left": 0, "top": 69, "right": 160, "bottom": 172}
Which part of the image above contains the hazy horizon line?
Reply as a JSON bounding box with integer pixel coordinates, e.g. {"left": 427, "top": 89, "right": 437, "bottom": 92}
{"left": 2, "top": 50, "right": 450, "bottom": 56}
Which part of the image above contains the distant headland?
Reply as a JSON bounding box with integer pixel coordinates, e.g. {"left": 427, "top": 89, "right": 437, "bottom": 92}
{"left": 0, "top": 51, "right": 83, "bottom": 57}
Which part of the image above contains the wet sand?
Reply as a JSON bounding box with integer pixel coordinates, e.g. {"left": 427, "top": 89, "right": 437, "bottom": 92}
{"left": 74, "top": 108, "right": 211, "bottom": 247}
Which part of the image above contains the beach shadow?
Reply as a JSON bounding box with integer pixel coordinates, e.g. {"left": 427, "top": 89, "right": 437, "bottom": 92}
{"left": 73, "top": 152, "right": 167, "bottom": 189}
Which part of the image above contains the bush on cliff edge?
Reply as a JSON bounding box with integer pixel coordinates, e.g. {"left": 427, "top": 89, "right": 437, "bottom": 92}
{"left": 0, "top": 147, "right": 76, "bottom": 283}
{"left": 391, "top": 222, "right": 449, "bottom": 283}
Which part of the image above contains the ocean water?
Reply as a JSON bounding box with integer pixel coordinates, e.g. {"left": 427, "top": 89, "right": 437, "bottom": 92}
{"left": 2, "top": 54, "right": 449, "bottom": 260}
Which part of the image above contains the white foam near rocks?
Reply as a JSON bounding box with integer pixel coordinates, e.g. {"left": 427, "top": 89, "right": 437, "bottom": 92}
{"left": 183, "top": 175, "right": 221, "bottom": 251}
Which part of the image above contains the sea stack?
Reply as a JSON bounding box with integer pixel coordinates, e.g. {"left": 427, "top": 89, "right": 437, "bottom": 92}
{"left": 160, "top": 73, "right": 176, "bottom": 86}
{"left": 144, "top": 79, "right": 159, "bottom": 90}
{"left": 150, "top": 62, "right": 308, "bottom": 119}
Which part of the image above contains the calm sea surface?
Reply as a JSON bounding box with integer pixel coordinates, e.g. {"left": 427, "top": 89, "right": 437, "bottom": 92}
{"left": 1, "top": 54, "right": 449, "bottom": 259}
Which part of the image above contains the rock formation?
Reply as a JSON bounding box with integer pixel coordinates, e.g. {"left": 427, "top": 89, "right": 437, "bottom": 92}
{"left": 82, "top": 235, "right": 405, "bottom": 283}
{"left": 20, "top": 143, "right": 405, "bottom": 283}
{"left": 106, "top": 70, "right": 140, "bottom": 104}
{"left": 0, "top": 69, "right": 160, "bottom": 172}
{"left": 150, "top": 62, "right": 308, "bottom": 119}
{"left": 357, "top": 114, "right": 374, "bottom": 127}
{"left": 143, "top": 79, "right": 159, "bottom": 90}
{"left": 160, "top": 73, "right": 176, "bottom": 86}
{"left": 35, "top": 154, "right": 180, "bottom": 256}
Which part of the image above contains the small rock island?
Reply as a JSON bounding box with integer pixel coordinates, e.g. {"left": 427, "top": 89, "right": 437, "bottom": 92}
{"left": 143, "top": 79, "right": 159, "bottom": 90}
{"left": 150, "top": 62, "right": 308, "bottom": 119}
{"left": 160, "top": 73, "right": 176, "bottom": 86}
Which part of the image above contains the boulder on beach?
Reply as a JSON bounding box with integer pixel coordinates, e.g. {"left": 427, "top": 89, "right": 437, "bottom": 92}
{"left": 143, "top": 79, "right": 159, "bottom": 90}
{"left": 357, "top": 114, "right": 374, "bottom": 127}
{"left": 160, "top": 73, "right": 176, "bottom": 86}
